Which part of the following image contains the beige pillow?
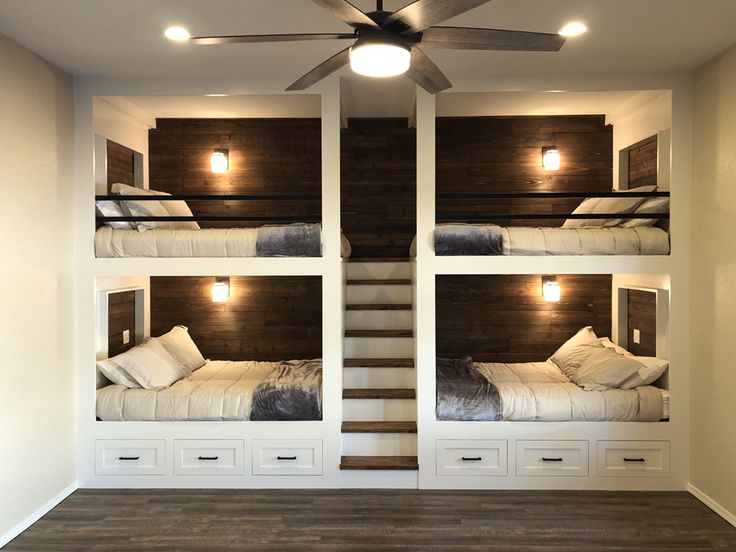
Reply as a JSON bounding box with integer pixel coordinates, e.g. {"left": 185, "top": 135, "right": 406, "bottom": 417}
{"left": 598, "top": 337, "right": 633, "bottom": 357}
{"left": 561, "top": 198, "right": 601, "bottom": 228}
{"left": 111, "top": 339, "right": 189, "bottom": 390}
{"left": 622, "top": 197, "right": 670, "bottom": 228}
{"left": 156, "top": 325, "right": 206, "bottom": 373}
{"left": 563, "top": 186, "right": 656, "bottom": 228}
{"left": 572, "top": 347, "right": 644, "bottom": 391}
{"left": 96, "top": 357, "right": 140, "bottom": 388}
{"left": 549, "top": 326, "right": 605, "bottom": 378}
{"left": 619, "top": 356, "right": 669, "bottom": 389}
{"left": 112, "top": 183, "right": 200, "bottom": 231}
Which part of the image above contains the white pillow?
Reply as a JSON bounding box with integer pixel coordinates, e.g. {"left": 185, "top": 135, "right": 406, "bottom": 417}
{"left": 622, "top": 196, "right": 670, "bottom": 228}
{"left": 95, "top": 200, "right": 134, "bottom": 230}
{"left": 618, "top": 356, "right": 669, "bottom": 389}
{"left": 156, "top": 325, "right": 206, "bottom": 372}
{"left": 561, "top": 197, "right": 601, "bottom": 228}
{"left": 549, "top": 326, "right": 605, "bottom": 378}
{"left": 563, "top": 186, "right": 656, "bottom": 228}
{"left": 96, "top": 357, "right": 140, "bottom": 388}
{"left": 598, "top": 337, "right": 633, "bottom": 357}
{"left": 112, "top": 183, "right": 200, "bottom": 231}
{"left": 110, "top": 339, "right": 189, "bottom": 390}
{"left": 572, "top": 347, "right": 645, "bottom": 391}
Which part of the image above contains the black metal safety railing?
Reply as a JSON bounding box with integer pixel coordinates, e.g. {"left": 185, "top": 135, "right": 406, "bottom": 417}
{"left": 435, "top": 191, "right": 670, "bottom": 223}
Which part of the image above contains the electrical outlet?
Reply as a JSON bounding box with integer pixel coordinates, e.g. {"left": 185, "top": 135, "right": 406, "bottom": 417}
{"left": 122, "top": 329, "right": 130, "bottom": 345}
{"left": 633, "top": 328, "right": 641, "bottom": 344}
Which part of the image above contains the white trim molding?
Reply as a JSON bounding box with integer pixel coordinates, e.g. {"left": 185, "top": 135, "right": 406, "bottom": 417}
{"left": 688, "top": 483, "right": 736, "bottom": 528}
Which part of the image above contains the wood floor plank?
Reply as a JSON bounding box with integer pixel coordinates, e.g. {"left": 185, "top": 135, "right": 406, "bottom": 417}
{"left": 344, "top": 358, "right": 415, "bottom": 368}
{"left": 340, "top": 456, "right": 419, "bottom": 470}
{"left": 343, "top": 388, "right": 416, "bottom": 399}
{"left": 5, "top": 490, "right": 736, "bottom": 551}
{"left": 345, "top": 330, "right": 413, "bottom": 338}
{"left": 341, "top": 421, "right": 417, "bottom": 433}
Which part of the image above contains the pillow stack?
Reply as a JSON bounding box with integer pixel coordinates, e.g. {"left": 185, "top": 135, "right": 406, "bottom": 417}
{"left": 562, "top": 185, "right": 667, "bottom": 229}
{"left": 96, "top": 325, "right": 206, "bottom": 390}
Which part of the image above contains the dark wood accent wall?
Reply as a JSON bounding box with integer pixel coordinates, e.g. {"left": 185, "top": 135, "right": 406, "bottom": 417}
{"left": 106, "top": 140, "right": 136, "bottom": 192}
{"left": 108, "top": 291, "right": 136, "bottom": 357}
{"left": 150, "top": 276, "right": 322, "bottom": 361}
{"left": 627, "top": 289, "right": 657, "bottom": 357}
{"left": 627, "top": 135, "right": 658, "bottom": 188}
{"left": 341, "top": 118, "right": 416, "bottom": 258}
{"left": 436, "top": 115, "right": 613, "bottom": 226}
{"left": 436, "top": 274, "right": 612, "bottom": 363}
{"left": 148, "top": 119, "right": 322, "bottom": 227}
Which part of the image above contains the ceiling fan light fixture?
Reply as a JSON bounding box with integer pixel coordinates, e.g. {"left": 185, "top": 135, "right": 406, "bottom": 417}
{"left": 349, "top": 38, "right": 411, "bottom": 78}
{"left": 558, "top": 21, "right": 588, "bottom": 37}
{"left": 164, "top": 25, "right": 192, "bottom": 42}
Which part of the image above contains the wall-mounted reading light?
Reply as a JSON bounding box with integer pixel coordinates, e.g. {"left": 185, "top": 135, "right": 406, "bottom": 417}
{"left": 542, "top": 147, "right": 561, "bottom": 171}
{"left": 212, "top": 277, "right": 230, "bottom": 303}
{"left": 211, "top": 149, "right": 229, "bottom": 173}
{"left": 542, "top": 275, "right": 561, "bottom": 302}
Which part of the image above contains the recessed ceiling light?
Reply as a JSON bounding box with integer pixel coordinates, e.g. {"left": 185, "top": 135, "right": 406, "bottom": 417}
{"left": 164, "top": 26, "right": 192, "bottom": 42}
{"left": 559, "top": 22, "right": 588, "bottom": 37}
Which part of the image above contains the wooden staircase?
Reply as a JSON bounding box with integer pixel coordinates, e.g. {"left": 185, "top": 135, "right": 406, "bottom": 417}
{"left": 341, "top": 259, "right": 417, "bottom": 472}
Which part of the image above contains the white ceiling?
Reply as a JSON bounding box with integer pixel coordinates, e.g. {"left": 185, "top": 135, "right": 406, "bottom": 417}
{"left": 0, "top": 0, "right": 735, "bottom": 88}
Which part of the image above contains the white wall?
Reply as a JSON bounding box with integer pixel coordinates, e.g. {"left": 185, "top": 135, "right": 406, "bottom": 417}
{"left": 0, "top": 33, "right": 76, "bottom": 545}
{"left": 690, "top": 43, "right": 736, "bottom": 522}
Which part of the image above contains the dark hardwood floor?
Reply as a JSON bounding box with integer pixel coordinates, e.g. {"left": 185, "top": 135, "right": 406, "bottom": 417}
{"left": 5, "top": 490, "right": 736, "bottom": 551}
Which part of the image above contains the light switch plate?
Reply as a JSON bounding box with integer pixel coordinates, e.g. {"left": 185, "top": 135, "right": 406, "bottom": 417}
{"left": 633, "top": 329, "right": 641, "bottom": 344}
{"left": 122, "top": 329, "right": 130, "bottom": 345}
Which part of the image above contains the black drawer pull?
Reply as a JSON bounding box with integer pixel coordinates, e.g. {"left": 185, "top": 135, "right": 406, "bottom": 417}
{"left": 623, "top": 457, "right": 646, "bottom": 463}
{"left": 118, "top": 456, "right": 140, "bottom": 461}
{"left": 461, "top": 456, "right": 482, "bottom": 462}
{"left": 277, "top": 455, "right": 298, "bottom": 461}
{"left": 541, "top": 457, "right": 564, "bottom": 462}
{"left": 198, "top": 456, "right": 219, "bottom": 461}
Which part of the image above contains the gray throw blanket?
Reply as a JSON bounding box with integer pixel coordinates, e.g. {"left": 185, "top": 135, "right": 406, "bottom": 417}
{"left": 436, "top": 357, "right": 502, "bottom": 421}
{"left": 256, "top": 223, "right": 322, "bottom": 257}
{"left": 250, "top": 359, "right": 322, "bottom": 421}
{"left": 434, "top": 224, "right": 505, "bottom": 256}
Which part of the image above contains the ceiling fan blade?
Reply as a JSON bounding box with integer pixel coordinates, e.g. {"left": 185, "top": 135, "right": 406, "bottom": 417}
{"left": 405, "top": 47, "right": 452, "bottom": 94}
{"left": 420, "top": 26, "right": 566, "bottom": 51}
{"left": 191, "top": 33, "right": 355, "bottom": 45}
{"left": 312, "top": 0, "right": 380, "bottom": 29}
{"left": 286, "top": 47, "right": 352, "bottom": 91}
{"left": 386, "top": 0, "right": 492, "bottom": 34}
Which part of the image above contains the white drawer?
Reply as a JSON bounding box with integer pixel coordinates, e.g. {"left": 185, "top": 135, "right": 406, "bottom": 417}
{"left": 252, "top": 439, "right": 322, "bottom": 476}
{"left": 95, "top": 439, "right": 166, "bottom": 475}
{"left": 174, "top": 440, "right": 244, "bottom": 475}
{"left": 597, "top": 440, "right": 670, "bottom": 478}
{"left": 516, "top": 440, "right": 589, "bottom": 477}
{"left": 436, "top": 440, "right": 508, "bottom": 476}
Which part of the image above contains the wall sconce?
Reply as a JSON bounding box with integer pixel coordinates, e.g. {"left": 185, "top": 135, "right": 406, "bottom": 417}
{"left": 211, "top": 277, "right": 230, "bottom": 302}
{"left": 542, "top": 147, "right": 561, "bottom": 171}
{"left": 211, "top": 149, "right": 229, "bottom": 173}
{"left": 542, "top": 275, "right": 561, "bottom": 302}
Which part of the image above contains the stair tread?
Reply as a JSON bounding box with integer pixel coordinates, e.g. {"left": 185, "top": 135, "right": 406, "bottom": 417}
{"left": 341, "top": 421, "right": 417, "bottom": 433}
{"left": 340, "top": 456, "right": 418, "bottom": 470}
{"left": 343, "top": 388, "right": 416, "bottom": 400}
{"left": 346, "top": 303, "right": 412, "bottom": 311}
{"left": 344, "top": 358, "right": 415, "bottom": 368}
{"left": 346, "top": 279, "right": 412, "bottom": 285}
{"left": 345, "top": 330, "right": 413, "bottom": 338}
{"left": 348, "top": 258, "right": 412, "bottom": 263}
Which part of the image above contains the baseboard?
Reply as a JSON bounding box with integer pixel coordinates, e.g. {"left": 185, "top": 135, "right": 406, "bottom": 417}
{"left": 688, "top": 483, "right": 736, "bottom": 528}
{"left": 0, "top": 482, "right": 77, "bottom": 548}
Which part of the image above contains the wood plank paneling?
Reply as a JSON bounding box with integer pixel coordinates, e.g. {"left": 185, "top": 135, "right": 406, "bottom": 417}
{"left": 436, "top": 275, "right": 612, "bottom": 363}
{"left": 107, "top": 291, "right": 136, "bottom": 357}
{"left": 341, "top": 119, "right": 416, "bottom": 258}
{"left": 106, "top": 140, "right": 136, "bottom": 192}
{"left": 627, "top": 289, "right": 657, "bottom": 357}
{"left": 436, "top": 116, "right": 613, "bottom": 225}
{"left": 148, "top": 119, "right": 321, "bottom": 227}
{"left": 627, "top": 135, "right": 658, "bottom": 188}
{"left": 150, "top": 276, "right": 322, "bottom": 361}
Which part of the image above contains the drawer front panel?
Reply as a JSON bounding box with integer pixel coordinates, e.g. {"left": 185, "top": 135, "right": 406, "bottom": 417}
{"left": 253, "top": 439, "right": 323, "bottom": 476}
{"left": 597, "top": 440, "right": 670, "bottom": 478}
{"left": 516, "top": 440, "right": 589, "bottom": 477}
{"left": 95, "top": 439, "right": 166, "bottom": 475}
{"left": 174, "top": 440, "right": 245, "bottom": 475}
{"left": 436, "top": 440, "right": 508, "bottom": 476}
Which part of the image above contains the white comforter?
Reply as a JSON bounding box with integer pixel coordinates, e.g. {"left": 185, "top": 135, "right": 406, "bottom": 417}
{"left": 473, "top": 361, "right": 666, "bottom": 421}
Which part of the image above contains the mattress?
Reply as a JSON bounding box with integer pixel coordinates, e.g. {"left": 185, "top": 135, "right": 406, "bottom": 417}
{"left": 94, "top": 225, "right": 353, "bottom": 258}
{"left": 413, "top": 224, "right": 670, "bottom": 256}
{"left": 96, "top": 359, "right": 322, "bottom": 421}
{"left": 438, "top": 360, "right": 668, "bottom": 422}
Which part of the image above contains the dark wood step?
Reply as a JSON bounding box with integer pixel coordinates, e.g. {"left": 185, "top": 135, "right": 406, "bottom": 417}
{"left": 348, "top": 258, "right": 411, "bottom": 263}
{"left": 341, "top": 421, "right": 417, "bottom": 434}
{"left": 346, "top": 279, "right": 411, "bottom": 286}
{"left": 344, "top": 358, "right": 415, "bottom": 368}
{"left": 345, "top": 303, "right": 412, "bottom": 311}
{"left": 343, "top": 388, "right": 416, "bottom": 400}
{"left": 345, "top": 330, "right": 413, "bottom": 338}
{"left": 340, "top": 456, "right": 418, "bottom": 471}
